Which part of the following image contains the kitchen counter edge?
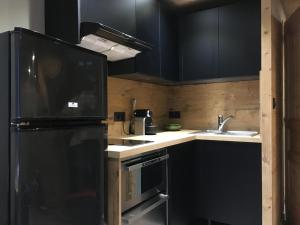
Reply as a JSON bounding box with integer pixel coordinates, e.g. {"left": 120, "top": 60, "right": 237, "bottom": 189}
{"left": 107, "top": 130, "right": 261, "bottom": 159}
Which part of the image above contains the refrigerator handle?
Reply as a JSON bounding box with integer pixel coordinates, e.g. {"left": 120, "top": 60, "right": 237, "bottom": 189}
{"left": 15, "top": 167, "right": 19, "bottom": 193}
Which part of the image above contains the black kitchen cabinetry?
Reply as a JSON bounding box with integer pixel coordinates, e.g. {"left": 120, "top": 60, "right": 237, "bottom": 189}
{"left": 45, "top": 0, "right": 136, "bottom": 44}
{"left": 109, "top": 0, "right": 179, "bottom": 81}
{"left": 80, "top": 0, "right": 136, "bottom": 36}
{"left": 168, "top": 142, "right": 197, "bottom": 225}
{"left": 168, "top": 141, "right": 262, "bottom": 225}
{"left": 135, "top": 0, "right": 160, "bottom": 77}
{"left": 45, "top": 0, "right": 179, "bottom": 81}
{"left": 179, "top": 8, "right": 219, "bottom": 81}
{"left": 160, "top": 6, "right": 180, "bottom": 81}
{"left": 135, "top": 1, "right": 179, "bottom": 81}
{"left": 179, "top": 0, "right": 261, "bottom": 81}
{"left": 218, "top": 0, "right": 261, "bottom": 77}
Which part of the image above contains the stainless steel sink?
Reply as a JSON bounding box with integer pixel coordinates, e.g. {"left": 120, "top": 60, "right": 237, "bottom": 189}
{"left": 192, "top": 130, "right": 258, "bottom": 137}
{"left": 223, "top": 131, "right": 258, "bottom": 136}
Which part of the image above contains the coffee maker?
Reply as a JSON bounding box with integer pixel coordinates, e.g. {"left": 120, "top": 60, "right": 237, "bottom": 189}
{"left": 133, "top": 109, "right": 157, "bottom": 135}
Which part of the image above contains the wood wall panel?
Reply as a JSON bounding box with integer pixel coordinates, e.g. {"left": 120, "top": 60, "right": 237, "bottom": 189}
{"left": 287, "top": 163, "right": 300, "bottom": 224}
{"left": 168, "top": 80, "right": 260, "bottom": 131}
{"left": 108, "top": 77, "right": 260, "bottom": 137}
{"left": 107, "top": 77, "right": 169, "bottom": 137}
{"left": 107, "top": 159, "right": 122, "bottom": 225}
{"left": 261, "top": 0, "right": 284, "bottom": 224}
{"left": 271, "top": 16, "right": 283, "bottom": 225}
{"left": 285, "top": 7, "right": 300, "bottom": 225}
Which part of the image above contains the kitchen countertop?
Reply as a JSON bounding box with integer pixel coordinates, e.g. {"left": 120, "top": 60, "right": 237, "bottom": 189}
{"left": 107, "top": 130, "right": 261, "bottom": 159}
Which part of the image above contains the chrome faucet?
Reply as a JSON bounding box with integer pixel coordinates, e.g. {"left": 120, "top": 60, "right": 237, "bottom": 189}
{"left": 218, "top": 114, "right": 234, "bottom": 132}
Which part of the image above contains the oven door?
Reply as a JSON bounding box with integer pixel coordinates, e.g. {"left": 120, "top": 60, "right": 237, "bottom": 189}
{"left": 122, "top": 150, "right": 168, "bottom": 212}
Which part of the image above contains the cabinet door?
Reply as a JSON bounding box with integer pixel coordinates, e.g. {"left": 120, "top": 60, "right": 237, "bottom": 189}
{"left": 81, "top": 0, "right": 136, "bottom": 36}
{"left": 160, "top": 8, "right": 179, "bottom": 81}
{"left": 179, "top": 8, "right": 219, "bottom": 81}
{"left": 135, "top": 0, "right": 160, "bottom": 77}
{"left": 193, "top": 141, "right": 262, "bottom": 225}
{"left": 168, "top": 142, "right": 196, "bottom": 225}
{"left": 169, "top": 141, "right": 262, "bottom": 225}
{"left": 218, "top": 0, "right": 261, "bottom": 77}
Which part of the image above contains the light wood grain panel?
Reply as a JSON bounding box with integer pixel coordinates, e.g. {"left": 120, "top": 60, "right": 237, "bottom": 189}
{"left": 261, "top": 0, "right": 284, "bottom": 224}
{"left": 107, "top": 77, "right": 169, "bottom": 137}
{"left": 285, "top": 7, "right": 300, "bottom": 225}
{"left": 168, "top": 80, "right": 260, "bottom": 131}
{"left": 108, "top": 77, "right": 260, "bottom": 137}
{"left": 271, "top": 16, "right": 283, "bottom": 225}
{"left": 107, "top": 158, "right": 122, "bottom": 225}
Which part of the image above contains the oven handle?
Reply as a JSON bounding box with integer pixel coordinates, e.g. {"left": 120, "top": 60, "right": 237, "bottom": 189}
{"left": 124, "top": 154, "right": 169, "bottom": 171}
{"left": 122, "top": 193, "right": 169, "bottom": 224}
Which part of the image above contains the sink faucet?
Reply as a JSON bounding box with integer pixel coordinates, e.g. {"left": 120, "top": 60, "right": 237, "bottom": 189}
{"left": 218, "top": 114, "right": 234, "bottom": 132}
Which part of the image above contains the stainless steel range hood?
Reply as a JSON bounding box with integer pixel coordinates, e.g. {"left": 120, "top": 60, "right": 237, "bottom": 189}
{"left": 79, "top": 22, "right": 152, "bottom": 62}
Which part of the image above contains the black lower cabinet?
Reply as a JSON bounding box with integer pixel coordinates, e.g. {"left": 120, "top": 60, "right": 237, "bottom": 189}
{"left": 168, "top": 141, "right": 197, "bottom": 225}
{"left": 168, "top": 141, "right": 262, "bottom": 225}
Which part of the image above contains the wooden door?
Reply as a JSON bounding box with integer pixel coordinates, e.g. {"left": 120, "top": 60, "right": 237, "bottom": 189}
{"left": 285, "top": 7, "right": 300, "bottom": 225}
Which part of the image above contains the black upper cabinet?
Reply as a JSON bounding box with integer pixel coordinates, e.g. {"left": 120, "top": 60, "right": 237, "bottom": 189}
{"left": 160, "top": 7, "right": 179, "bottom": 81}
{"left": 45, "top": 0, "right": 136, "bottom": 43}
{"left": 218, "top": 0, "right": 261, "bottom": 77}
{"left": 179, "top": 8, "right": 219, "bottom": 81}
{"left": 179, "top": 0, "right": 261, "bottom": 81}
{"left": 81, "top": 0, "right": 136, "bottom": 36}
{"left": 135, "top": 0, "right": 160, "bottom": 77}
{"left": 45, "top": 0, "right": 80, "bottom": 43}
{"left": 109, "top": 0, "right": 179, "bottom": 81}
{"left": 134, "top": 0, "right": 179, "bottom": 81}
{"left": 46, "top": 0, "right": 260, "bottom": 82}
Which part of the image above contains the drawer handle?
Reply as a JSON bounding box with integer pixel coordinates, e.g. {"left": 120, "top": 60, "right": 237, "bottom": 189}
{"left": 125, "top": 155, "right": 169, "bottom": 172}
{"left": 122, "top": 194, "right": 168, "bottom": 224}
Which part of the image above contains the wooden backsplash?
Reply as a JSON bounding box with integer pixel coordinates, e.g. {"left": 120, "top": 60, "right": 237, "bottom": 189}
{"left": 168, "top": 80, "right": 260, "bottom": 131}
{"left": 108, "top": 77, "right": 169, "bottom": 137}
{"left": 108, "top": 77, "right": 260, "bottom": 137}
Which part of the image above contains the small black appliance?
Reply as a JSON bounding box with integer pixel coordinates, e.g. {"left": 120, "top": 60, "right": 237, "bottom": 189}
{"left": 134, "top": 109, "right": 157, "bottom": 135}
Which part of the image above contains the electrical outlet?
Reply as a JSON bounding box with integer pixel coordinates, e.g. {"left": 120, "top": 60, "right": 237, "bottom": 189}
{"left": 169, "top": 111, "right": 181, "bottom": 119}
{"left": 114, "top": 112, "right": 125, "bottom": 121}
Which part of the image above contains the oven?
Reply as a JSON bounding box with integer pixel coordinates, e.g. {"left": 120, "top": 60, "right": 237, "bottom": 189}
{"left": 121, "top": 149, "right": 169, "bottom": 225}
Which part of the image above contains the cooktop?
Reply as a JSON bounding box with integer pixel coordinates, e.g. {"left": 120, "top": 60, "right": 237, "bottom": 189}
{"left": 108, "top": 138, "right": 153, "bottom": 147}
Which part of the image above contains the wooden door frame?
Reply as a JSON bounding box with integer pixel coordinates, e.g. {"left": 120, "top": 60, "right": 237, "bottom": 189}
{"left": 260, "top": 0, "right": 285, "bottom": 225}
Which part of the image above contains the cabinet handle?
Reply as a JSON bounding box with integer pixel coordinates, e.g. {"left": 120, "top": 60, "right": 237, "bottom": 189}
{"left": 122, "top": 194, "right": 168, "bottom": 224}
{"left": 124, "top": 155, "right": 169, "bottom": 171}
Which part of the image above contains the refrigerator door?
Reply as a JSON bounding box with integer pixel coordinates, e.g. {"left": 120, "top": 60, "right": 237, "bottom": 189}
{"left": 11, "top": 28, "right": 107, "bottom": 122}
{"left": 10, "top": 125, "right": 106, "bottom": 225}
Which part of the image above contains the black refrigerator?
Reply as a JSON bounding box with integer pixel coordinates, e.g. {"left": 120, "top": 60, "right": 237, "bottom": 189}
{"left": 0, "top": 28, "right": 107, "bottom": 225}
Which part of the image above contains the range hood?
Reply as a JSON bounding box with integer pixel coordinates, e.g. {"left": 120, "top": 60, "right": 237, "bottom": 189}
{"left": 79, "top": 22, "right": 152, "bottom": 62}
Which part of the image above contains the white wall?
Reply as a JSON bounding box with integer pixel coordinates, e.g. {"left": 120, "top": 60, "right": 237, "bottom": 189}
{"left": 0, "top": 0, "right": 44, "bottom": 33}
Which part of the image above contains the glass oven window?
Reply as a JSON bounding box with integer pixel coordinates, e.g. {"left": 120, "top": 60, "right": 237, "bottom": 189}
{"left": 141, "top": 161, "right": 165, "bottom": 193}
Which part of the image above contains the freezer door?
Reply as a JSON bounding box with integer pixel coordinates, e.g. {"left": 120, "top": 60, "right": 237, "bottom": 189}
{"left": 10, "top": 125, "right": 106, "bottom": 225}
{"left": 11, "top": 29, "right": 107, "bottom": 121}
